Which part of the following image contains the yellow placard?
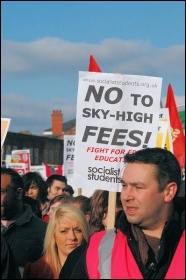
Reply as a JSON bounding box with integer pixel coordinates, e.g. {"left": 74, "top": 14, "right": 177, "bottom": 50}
{"left": 1, "top": 118, "right": 11, "bottom": 149}
{"left": 158, "top": 109, "right": 173, "bottom": 152}
{"left": 156, "top": 133, "right": 164, "bottom": 148}
{"left": 156, "top": 119, "right": 168, "bottom": 149}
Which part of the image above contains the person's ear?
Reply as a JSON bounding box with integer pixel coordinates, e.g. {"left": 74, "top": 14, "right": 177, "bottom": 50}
{"left": 102, "top": 213, "right": 107, "bottom": 220}
{"left": 164, "top": 182, "right": 178, "bottom": 202}
{"left": 85, "top": 214, "right": 91, "bottom": 222}
{"left": 17, "top": 188, "right": 23, "bottom": 200}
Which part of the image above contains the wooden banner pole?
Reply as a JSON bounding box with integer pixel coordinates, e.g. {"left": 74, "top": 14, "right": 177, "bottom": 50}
{"left": 107, "top": 191, "right": 117, "bottom": 229}
{"left": 77, "top": 188, "right": 82, "bottom": 196}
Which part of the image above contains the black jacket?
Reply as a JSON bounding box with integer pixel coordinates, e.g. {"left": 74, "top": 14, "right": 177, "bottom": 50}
{"left": 59, "top": 242, "right": 87, "bottom": 279}
{"left": 1, "top": 235, "right": 21, "bottom": 279}
{"left": 1, "top": 204, "right": 47, "bottom": 269}
{"left": 69, "top": 197, "right": 185, "bottom": 279}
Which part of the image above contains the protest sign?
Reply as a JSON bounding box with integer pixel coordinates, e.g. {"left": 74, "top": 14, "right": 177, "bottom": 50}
{"left": 158, "top": 108, "right": 173, "bottom": 152}
{"left": 5, "top": 154, "right": 12, "bottom": 165}
{"left": 156, "top": 120, "right": 168, "bottom": 149}
{"left": 1, "top": 118, "right": 11, "bottom": 149}
{"left": 30, "top": 165, "right": 47, "bottom": 180}
{"left": 63, "top": 135, "right": 75, "bottom": 178}
{"left": 73, "top": 72, "right": 162, "bottom": 192}
{"left": 44, "top": 164, "right": 63, "bottom": 177}
{"left": 11, "top": 149, "right": 31, "bottom": 173}
{"left": 6, "top": 163, "right": 26, "bottom": 176}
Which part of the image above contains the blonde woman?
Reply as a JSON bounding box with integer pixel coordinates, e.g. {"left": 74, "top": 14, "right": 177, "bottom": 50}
{"left": 23, "top": 204, "right": 90, "bottom": 279}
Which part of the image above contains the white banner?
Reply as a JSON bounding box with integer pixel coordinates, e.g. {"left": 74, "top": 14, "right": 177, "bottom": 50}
{"left": 30, "top": 165, "right": 47, "bottom": 180}
{"left": 73, "top": 72, "right": 162, "bottom": 192}
{"left": 63, "top": 135, "right": 75, "bottom": 178}
{"left": 6, "top": 163, "right": 26, "bottom": 176}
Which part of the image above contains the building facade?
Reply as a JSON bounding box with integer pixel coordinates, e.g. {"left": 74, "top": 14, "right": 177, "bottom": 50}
{"left": 2, "top": 110, "right": 76, "bottom": 166}
{"left": 2, "top": 132, "right": 64, "bottom": 166}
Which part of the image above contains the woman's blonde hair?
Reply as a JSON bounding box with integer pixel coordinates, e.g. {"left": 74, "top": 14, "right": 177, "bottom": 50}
{"left": 43, "top": 203, "right": 90, "bottom": 278}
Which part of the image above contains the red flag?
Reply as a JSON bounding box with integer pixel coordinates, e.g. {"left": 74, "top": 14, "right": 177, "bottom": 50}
{"left": 45, "top": 164, "right": 63, "bottom": 177}
{"left": 45, "top": 164, "right": 52, "bottom": 177}
{"left": 165, "top": 84, "right": 185, "bottom": 170}
{"left": 88, "top": 55, "right": 102, "bottom": 72}
{"left": 55, "top": 165, "right": 63, "bottom": 175}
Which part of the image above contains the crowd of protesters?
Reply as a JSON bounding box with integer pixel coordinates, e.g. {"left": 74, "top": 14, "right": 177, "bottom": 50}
{"left": 1, "top": 147, "right": 185, "bottom": 279}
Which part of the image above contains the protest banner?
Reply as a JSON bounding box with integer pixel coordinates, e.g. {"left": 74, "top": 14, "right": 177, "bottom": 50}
{"left": 30, "top": 165, "right": 47, "bottom": 180}
{"left": 156, "top": 120, "right": 168, "bottom": 149}
{"left": 5, "top": 154, "right": 12, "bottom": 165}
{"left": 63, "top": 135, "right": 82, "bottom": 195}
{"left": 6, "top": 163, "right": 26, "bottom": 176}
{"left": 1, "top": 118, "right": 11, "bottom": 149}
{"left": 73, "top": 71, "right": 162, "bottom": 193}
{"left": 63, "top": 135, "right": 75, "bottom": 178}
{"left": 44, "top": 164, "right": 63, "bottom": 177}
{"left": 11, "top": 149, "right": 31, "bottom": 173}
{"left": 157, "top": 108, "right": 173, "bottom": 152}
{"left": 88, "top": 56, "right": 117, "bottom": 229}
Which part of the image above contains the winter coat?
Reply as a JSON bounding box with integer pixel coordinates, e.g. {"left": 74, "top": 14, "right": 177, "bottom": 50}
{"left": 1, "top": 204, "right": 47, "bottom": 270}
{"left": 1, "top": 235, "right": 21, "bottom": 279}
{"left": 23, "top": 255, "right": 54, "bottom": 279}
{"left": 59, "top": 242, "right": 87, "bottom": 279}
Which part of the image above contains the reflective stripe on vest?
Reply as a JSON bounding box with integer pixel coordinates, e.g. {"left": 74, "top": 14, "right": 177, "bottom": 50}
{"left": 99, "top": 228, "right": 116, "bottom": 279}
{"left": 86, "top": 229, "right": 142, "bottom": 279}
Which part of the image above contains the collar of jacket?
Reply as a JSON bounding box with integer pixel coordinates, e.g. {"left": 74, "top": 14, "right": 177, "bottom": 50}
{"left": 14, "top": 204, "right": 35, "bottom": 226}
